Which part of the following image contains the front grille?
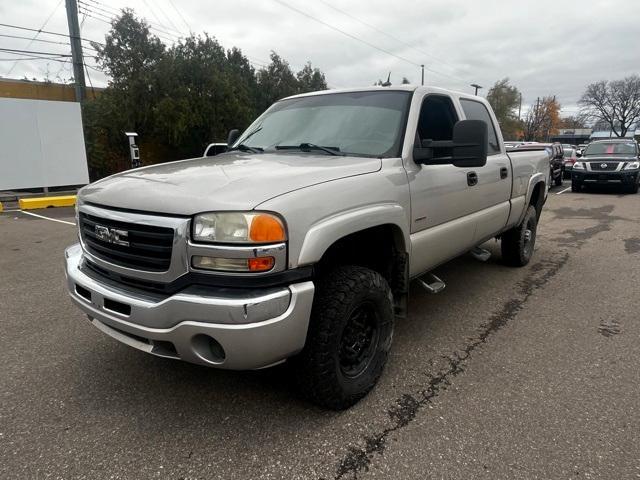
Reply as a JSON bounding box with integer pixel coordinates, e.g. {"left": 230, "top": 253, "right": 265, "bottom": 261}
{"left": 79, "top": 212, "right": 174, "bottom": 271}
{"left": 590, "top": 162, "right": 618, "bottom": 171}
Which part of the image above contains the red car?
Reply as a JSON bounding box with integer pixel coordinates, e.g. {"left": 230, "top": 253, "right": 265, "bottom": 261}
{"left": 562, "top": 145, "right": 578, "bottom": 179}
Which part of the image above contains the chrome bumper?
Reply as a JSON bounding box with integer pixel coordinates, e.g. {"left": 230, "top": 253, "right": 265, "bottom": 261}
{"left": 64, "top": 243, "right": 315, "bottom": 370}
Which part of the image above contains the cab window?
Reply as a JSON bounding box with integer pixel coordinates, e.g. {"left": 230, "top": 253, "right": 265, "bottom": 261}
{"left": 460, "top": 99, "right": 501, "bottom": 155}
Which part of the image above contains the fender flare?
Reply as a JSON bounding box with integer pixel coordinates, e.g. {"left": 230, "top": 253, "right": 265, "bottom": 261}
{"left": 519, "top": 172, "right": 547, "bottom": 224}
{"left": 297, "top": 203, "right": 410, "bottom": 266}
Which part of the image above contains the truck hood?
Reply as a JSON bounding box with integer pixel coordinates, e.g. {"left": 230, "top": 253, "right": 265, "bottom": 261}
{"left": 80, "top": 153, "right": 381, "bottom": 215}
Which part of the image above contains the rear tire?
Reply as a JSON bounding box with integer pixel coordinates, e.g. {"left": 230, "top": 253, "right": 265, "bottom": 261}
{"left": 292, "top": 265, "right": 394, "bottom": 410}
{"left": 554, "top": 171, "right": 563, "bottom": 186}
{"left": 501, "top": 205, "right": 538, "bottom": 267}
{"left": 571, "top": 179, "right": 581, "bottom": 192}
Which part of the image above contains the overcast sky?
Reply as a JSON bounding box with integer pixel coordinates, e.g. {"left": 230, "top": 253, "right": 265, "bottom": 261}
{"left": 1, "top": 0, "right": 639, "bottom": 114}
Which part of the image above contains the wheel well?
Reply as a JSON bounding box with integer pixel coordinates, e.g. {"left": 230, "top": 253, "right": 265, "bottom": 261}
{"left": 529, "top": 181, "right": 545, "bottom": 219}
{"left": 315, "top": 225, "right": 408, "bottom": 306}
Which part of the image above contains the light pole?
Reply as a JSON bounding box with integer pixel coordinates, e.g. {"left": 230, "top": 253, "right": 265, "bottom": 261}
{"left": 471, "top": 83, "right": 482, "bottom": 96}
{"left": 421, "top": 65, "right": 424, "bottom": 86}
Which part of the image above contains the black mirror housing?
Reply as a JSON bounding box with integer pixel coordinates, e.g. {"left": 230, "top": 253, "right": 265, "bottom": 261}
{"left": 413, "top": 120, "right": 488, "bottom": 168}
{"left": 451, "top": 120, "right": 488, "bottom": 168}
{"left": 227, "top": 129, "right": 241, "bottom": 147}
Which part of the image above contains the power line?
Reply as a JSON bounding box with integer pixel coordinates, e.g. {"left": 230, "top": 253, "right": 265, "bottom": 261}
{"left": 77, "top": 10, "right": 112, "bottom": 25}
{"left": 79, "top": 0, "right": 183, "bottom": 38}
{"left": 272, "top": 0, "right": 420, "bottom": 67}
{"left": 83, "top": 61, "right": 97, "bottom": 97}
{"left": 152, "top": 0, "right": 182, "bottom": 35}
{"left": 0, "top": 22, "right": 105, "bottom": 46}
{"left": 0, "top": 48, "right": 72, "bottom": 57}
{"left": 316, "top": 0, "right": 471, "bottom": 84}
{"left": 79, "top": 5, "right": 181, "bottom": 43}
{"left": 0, "top": 54, "right": 69, "bottom": 62}
{"left": 6, "top": 0, "right": 64, "bottom": 75}
{"left": 0, "top": 33, "right": 69, "bottom": 46}
{"left": 166, "top": 0, "right": 192, "bottom": 32}
{"left": 140, "top": 0, "right": 182, "bottom": 37}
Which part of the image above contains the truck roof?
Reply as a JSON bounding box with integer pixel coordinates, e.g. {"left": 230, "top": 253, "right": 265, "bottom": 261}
{"left": 280, "top": 85, "right": 480, "bottom": 103}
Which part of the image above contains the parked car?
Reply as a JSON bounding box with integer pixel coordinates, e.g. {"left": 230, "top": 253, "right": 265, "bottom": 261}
{"left": 562, "top": 145, "right": 578, "bottom": 178}
{"left": 576, "top": 143, "right": 589, "bottom": 156}
{"left": 510, "top": 142, "right": 563, "bottom": 186}
{"left": 572, "top": 139, "right": 640, "bottom": 193}
{"left": 64, "top": 86, "right": 550, "bottom": 409}
{"left": 203, "top": 142, "right": 228, "bottom": 157}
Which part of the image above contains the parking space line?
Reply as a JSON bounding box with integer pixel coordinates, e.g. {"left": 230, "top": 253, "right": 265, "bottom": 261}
{"left": 20, "top": 210, "right": 76, "bottom": 226}
{"left": 556, "top": 186, "right": 571, "bottom": 195}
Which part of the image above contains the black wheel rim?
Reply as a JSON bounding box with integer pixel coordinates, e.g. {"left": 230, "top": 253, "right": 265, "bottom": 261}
{"left": 339, "top": 302, "right": 380, "bottom": 378}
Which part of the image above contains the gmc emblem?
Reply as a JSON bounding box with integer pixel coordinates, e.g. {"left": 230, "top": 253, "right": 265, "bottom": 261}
{"left": 94, "top": 225, "right": 130, "bottom": 246}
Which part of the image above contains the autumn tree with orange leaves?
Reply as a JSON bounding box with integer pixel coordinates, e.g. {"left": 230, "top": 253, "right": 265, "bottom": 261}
{"left": 523, "top": 96, "right": 561, "bottom": 141}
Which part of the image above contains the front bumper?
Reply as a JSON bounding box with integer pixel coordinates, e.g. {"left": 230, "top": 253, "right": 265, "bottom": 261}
{"left": 64, "top": 244, "right": 315, "bottom": 370}
{"left": 572, "top": 170, "right": 638, "bottom": 185}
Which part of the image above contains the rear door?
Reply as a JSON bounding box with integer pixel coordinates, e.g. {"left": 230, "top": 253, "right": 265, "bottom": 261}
{"left": 458, "top": 98, "right": 512, "bottom": 241}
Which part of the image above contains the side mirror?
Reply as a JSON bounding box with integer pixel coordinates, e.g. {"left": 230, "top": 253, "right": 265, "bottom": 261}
{"left": 413, "top": 120, "right": 488, "bottom": 167}
{"left": 227, "top": 129, "right": 241, "bottom": 147}
{"left": 576, "top": 151, "right": 582, "bottom": 157}
{"left": 451, "top": 120, "right": 488, "bottom": 168}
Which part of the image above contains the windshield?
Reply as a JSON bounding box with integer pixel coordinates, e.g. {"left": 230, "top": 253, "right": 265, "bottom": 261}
{"left": 562, "top": 147, "right": 574, "bottom": 157}
{"left": 233, "top": 90, "right": 412, "bottom": 157}
{"left": 584, "top": 142, "right": 637, "bottom": 156}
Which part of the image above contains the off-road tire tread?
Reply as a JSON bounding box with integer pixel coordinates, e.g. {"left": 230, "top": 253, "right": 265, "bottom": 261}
{"left": 292, "top": 265, "right": 393, "bottom": 410}
{"left": 501, "top": 205, "right": 537, "bottom": 267}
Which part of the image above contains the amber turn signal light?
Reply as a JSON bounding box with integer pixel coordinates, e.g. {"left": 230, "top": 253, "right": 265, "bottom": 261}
{"left": 249, "top": 214, "right": 286, "bottom": 242}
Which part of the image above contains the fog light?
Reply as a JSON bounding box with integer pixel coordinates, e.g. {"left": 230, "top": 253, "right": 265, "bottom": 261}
{"left": 192, "top": 255, "right": 275, "bottom": 272}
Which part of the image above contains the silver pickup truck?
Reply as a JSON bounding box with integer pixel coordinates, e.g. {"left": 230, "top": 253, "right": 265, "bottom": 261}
{"left": 65, "top": 86, "right": 549, "bottom": 409}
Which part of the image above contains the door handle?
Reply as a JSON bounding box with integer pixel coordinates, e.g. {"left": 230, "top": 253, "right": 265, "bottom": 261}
{"left": 467, "top": 171, "right": 478, "bottom": 186}
{"left": 500, "top": 167, "right": 508, "bottom": 179}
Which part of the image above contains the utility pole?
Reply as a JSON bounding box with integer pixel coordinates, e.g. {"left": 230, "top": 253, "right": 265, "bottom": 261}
{"left": 421, "top": 65, "right": 424, "bottom": 86}
{"left": 471, "top": 83, "right": 482, "bottom": 96}
{"left": 65, "top": 0, "right": 85, "bottom": 102}
{"left": 518, "top": 92, "right": 522, "bottom": 120}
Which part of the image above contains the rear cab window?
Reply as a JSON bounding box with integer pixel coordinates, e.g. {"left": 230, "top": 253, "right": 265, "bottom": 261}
{"left": 459, "top": 98, "right": 501, "bottom": 155}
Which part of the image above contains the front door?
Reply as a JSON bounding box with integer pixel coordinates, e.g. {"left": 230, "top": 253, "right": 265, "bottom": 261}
{"left": 406, "top": 94, "right": 479, "bottom": 277}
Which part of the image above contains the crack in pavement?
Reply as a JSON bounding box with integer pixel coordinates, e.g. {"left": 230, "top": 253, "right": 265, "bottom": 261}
{"left": 330, "top": 253, "right": 570, "bottom": 480}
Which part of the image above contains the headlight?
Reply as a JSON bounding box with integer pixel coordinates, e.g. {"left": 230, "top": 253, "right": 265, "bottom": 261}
{"left": 573, "top": 162, "right": 585, "bottom": 170}
{"left": 624, "top": 161, "right": 640, "bottom": 170}
{"left": 193, "top": 212, "right": 286, "bottom": 244}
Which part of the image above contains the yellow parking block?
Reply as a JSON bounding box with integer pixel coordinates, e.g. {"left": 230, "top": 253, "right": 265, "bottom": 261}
{"left": 19, "top": 195, "right": 76, "bottom": 210}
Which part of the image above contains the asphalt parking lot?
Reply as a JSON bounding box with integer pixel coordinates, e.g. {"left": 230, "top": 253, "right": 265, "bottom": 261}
{"left": 1, "top": 185, "right": 639, "bottom": 480}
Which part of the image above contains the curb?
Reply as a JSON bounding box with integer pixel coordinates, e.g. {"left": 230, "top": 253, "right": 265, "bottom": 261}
{"left": 18, "top": 195, "right": 76, "bottom": 210}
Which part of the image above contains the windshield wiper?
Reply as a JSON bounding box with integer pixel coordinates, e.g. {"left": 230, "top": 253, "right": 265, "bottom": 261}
{"left": 228, "top": 144, "right": 264, "bottom": 153}
{"left": 275, "top": 143, "right": 343, "bottom": 156}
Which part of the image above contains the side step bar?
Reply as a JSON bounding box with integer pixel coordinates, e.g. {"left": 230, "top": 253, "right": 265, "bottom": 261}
{"left": 471, "top": 246, "right": 491, "bottom": 262}
{"left": 416, "top": 273, "right": 446, "bottom": 294}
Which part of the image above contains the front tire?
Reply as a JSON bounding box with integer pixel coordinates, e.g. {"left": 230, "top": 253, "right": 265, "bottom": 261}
{"left": 501, "top": 205, "right": 538, "bottom": 267}
{"left": 292, "top": 266, "right": 394, "bottom": 410}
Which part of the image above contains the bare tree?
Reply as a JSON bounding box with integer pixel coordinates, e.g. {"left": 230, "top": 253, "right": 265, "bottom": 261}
{"left": 523, "top": 96, "right": 561, "bottom": 141}
{"left": 579, "top": 75, "right": 640, "bottom": 137}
